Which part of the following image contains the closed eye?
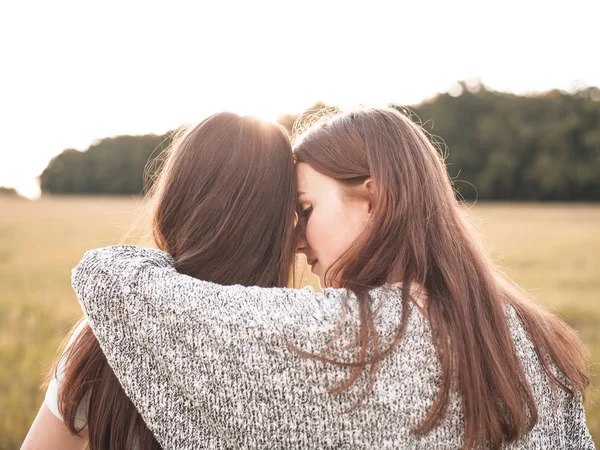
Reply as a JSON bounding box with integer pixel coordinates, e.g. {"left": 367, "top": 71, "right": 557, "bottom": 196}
{"left": 300, "top": 206, "right": 313, "bottom": 218}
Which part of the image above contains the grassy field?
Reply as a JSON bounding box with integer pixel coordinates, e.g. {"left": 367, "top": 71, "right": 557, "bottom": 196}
{"left": 1, "top": 196, "right": 598, "bottom": 448}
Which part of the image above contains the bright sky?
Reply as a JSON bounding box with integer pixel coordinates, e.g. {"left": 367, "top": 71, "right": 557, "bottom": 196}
{"left": 1, "top": 0, "right": 598, "bottom": 198}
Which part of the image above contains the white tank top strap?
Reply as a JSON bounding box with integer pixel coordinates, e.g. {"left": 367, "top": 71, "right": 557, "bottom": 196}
{"left": 44, "top": 318, "right": 90, "bottom": 429}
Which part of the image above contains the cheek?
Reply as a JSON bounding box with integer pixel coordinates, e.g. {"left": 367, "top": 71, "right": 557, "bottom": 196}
{"left": 306, "top": 208, "right": 359, "bottom": 265}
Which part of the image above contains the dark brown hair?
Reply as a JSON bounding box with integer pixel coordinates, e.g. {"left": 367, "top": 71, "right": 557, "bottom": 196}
{"left": 293, "top": 107, "right": 590, "bottom": 449}
{"left": 52, "top": 112, "right": 297, "bottom": 449}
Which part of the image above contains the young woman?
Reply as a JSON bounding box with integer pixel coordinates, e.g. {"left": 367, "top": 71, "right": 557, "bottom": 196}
{"left": 21, "top": 112, "right": 298, "bottom": 449}
{"left": 71, "top": 108, "right": 593, "bottom": 449}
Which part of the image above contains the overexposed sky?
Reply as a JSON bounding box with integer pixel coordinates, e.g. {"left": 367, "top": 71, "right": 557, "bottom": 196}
{"left": 1, "top": 0, "right": 599, "bottom": 198}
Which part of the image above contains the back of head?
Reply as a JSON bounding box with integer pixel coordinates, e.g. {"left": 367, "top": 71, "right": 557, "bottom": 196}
{"left": 152, "top": 111, "right": 296, "bottom": 287}
{"left": 293, "top": 107, "right": 589, "bottom": 449}
{"left": 58, "top": 112, "right": 297, "bottom": 450}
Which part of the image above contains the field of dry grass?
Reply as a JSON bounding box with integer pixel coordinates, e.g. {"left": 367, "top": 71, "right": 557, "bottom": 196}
{"left": 1, "top": 196, "right": 598, "bottom": 449}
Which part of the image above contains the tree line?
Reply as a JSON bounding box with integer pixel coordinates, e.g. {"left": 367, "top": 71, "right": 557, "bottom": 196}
{"left": 40, "top": 82, "right": 600, "bottom": 201}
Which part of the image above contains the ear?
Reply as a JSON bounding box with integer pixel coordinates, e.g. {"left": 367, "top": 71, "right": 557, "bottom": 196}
{"left": 362, "top": 178, "right": 374, "bottom": 214}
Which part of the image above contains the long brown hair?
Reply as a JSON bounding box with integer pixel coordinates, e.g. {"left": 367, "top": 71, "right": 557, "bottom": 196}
{"left": 293, "top": 107, "right": 590, "bottom": 449}
{"left": 54, "top": 112, "right": 297, "bottom": 449}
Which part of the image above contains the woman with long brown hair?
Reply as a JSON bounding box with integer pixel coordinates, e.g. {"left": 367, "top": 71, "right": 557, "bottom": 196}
{"left": 64, "top": 108, "right": 593, "bottom": 448}
{"left": 22, "top": 112, "right": 297, "bottom": 449}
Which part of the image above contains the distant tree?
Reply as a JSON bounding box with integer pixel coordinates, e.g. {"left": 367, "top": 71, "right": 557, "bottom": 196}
{"left": 277, "top": 101, "right": 333, "bottom": 136}
{"left": 39, "top": 86, "right": 600, "bottom": 201}
{"left": 396, "top": 83, "right": 600, "bottom": 201}
{"left": 40, "top": 133, "right": 173, "bottom": 195}
{"left": 0, "top": 187, "right": 20, "bottom": 197}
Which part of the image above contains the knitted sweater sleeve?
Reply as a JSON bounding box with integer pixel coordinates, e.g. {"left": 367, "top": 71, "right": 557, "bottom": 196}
{"left": 72, "top": 244, "right": 340, "bottom": 333}
{"left": 71, "top": 245, "right": 344, "bottom": 448}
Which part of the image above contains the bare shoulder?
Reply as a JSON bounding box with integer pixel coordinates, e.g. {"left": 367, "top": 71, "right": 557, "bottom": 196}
{"left": 21, "top": 402, "right": 87, "bottom": 450}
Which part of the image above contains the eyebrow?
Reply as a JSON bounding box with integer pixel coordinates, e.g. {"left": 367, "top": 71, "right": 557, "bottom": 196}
{"left": 297, "top": 191, "right": 307, "bottom": 196}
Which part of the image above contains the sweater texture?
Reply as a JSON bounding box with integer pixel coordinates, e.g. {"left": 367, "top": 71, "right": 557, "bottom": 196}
{"left": 72, "top": 245, "right": 595, "bottom": 449}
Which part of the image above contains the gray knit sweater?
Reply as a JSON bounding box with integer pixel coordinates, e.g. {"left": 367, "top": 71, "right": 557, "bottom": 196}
{"left": 72, "top": 245, "right": 595, "bottom": 449}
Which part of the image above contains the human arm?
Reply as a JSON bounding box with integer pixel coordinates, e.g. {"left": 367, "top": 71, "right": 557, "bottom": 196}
{"left": 71, "top": 244, "right": 341, "bottom": 335}
{"left": 70, "top": 245, "right": 344, "bottom": 447}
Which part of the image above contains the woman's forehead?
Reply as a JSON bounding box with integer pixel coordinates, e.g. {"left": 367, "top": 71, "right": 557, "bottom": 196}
{"left": 296, "top": 163, "right": 341, "bottom": 198}
{"left": 295, "top": 163, "right": 314, "bottom": 192}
